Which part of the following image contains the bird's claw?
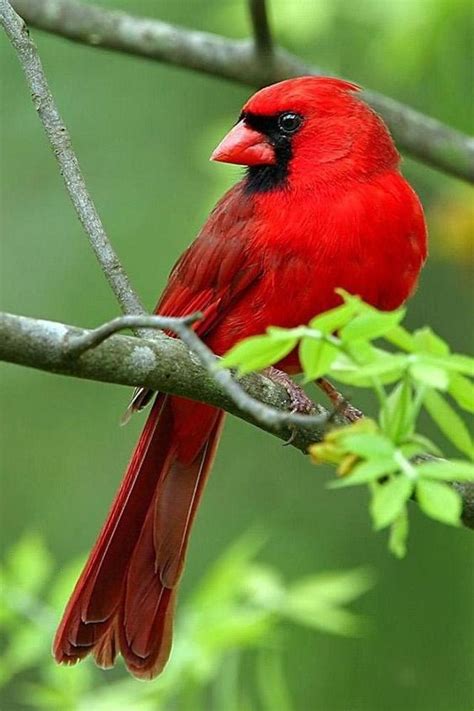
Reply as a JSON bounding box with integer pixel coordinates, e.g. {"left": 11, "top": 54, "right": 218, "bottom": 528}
{"left": 339, "top": 402, "right": 363, "bottom": 423}
{"left": 264, "top": 366, "right": 315, "bottom": 415}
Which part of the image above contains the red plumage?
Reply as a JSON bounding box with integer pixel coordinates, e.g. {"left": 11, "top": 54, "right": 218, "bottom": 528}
{"left": 54, "top": 77, "right": 427, "bottom": 678}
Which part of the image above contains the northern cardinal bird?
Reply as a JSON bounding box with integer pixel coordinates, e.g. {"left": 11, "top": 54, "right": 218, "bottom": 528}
{"left": 54, "top": 77, "right": 427, "bottom": 678}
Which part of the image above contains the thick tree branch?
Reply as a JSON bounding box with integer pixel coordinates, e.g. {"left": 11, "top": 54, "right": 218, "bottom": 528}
{"left": 65, "top": 312, "right": 329, "bottom": 429}
{"left": 9, "top": 0, "right": 474, "bottom": 182}
{"left": 0, "top": 311, "right": 332, "bottom": 452}
{"left": 1, "top": 310, "right": 473, "bottom": 530}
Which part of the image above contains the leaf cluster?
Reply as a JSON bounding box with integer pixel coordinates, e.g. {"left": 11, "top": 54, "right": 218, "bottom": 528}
{"left": 0, "top": 533, "right": 374, "bottom": 710}
{"left": 221, "top": 292, "right": 474, "bottom": 555}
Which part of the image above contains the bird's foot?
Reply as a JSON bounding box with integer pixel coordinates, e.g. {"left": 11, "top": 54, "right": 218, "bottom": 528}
{"left": 264, "top": 367, "right": 316, "bottom": 446}
{"left": 264, "top": 367, "right": 315, "bottom": 415}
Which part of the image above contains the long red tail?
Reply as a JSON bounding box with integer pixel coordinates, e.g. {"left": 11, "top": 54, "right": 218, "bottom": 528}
{"left": 53, "top": 395, "right": 224, "bottom": 679}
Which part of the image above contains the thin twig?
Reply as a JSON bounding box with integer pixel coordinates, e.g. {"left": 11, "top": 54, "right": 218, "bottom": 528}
{"left": 165, "top": 318, "right": 328, "bottom": 429}
{"left": 66, "top": 313, "right": 202, "bottom": 354}
{"left": 10, "top": 0, "right": 474, "bottom": 182}
{"left": 0, "top": 0, "right": 149, "bottom": 330}
{"left": 65, "top": 312, "right": 329, "bottom": 429}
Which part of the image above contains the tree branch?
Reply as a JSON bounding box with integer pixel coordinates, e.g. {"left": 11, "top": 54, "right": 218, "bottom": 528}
{"left": 64, "top": 312, "right": 329, "bottom": 429}
{"left": 9, "top": 0, "right": 474, "bottom": 182}
{"left": 66, "top": 313, "right": 202, "bottom": 355}
{"left": 1, "top": 310, "right": 473, "bottom": 530}
{"left": 0, "top": 311, "right": 332, "bottom": 452}
{"left": 248, "top": 0, "right": 274, "bottom": 68}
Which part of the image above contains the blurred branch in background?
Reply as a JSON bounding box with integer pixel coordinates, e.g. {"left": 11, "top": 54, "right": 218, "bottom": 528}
{"left": 248, "top": 0, "right": 274, "bottom": 70}
{"left": 9, "top": 0, "right": 474, "bottom": 182}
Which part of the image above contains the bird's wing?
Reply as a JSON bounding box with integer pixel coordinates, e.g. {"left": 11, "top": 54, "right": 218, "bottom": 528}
{"left": 156, "top": 185, "right": 261, "bottom": 333}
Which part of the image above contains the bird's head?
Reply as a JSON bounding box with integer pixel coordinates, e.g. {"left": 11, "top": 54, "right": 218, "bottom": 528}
{"left": 211, "top": 76, "right": 399, "bottom": 192}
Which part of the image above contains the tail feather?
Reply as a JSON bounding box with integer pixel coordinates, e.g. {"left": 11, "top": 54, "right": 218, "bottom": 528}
{"left": 54, "top": 394, "right": 224, "bottom": 679}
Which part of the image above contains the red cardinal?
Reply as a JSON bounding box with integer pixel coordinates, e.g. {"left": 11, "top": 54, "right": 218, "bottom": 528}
{"left": 54, "top": 77, "right": 427, "bottom": 678}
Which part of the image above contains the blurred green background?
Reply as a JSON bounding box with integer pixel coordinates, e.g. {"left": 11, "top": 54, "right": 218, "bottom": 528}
{"left": 1, "top": 0, "right": 473, "bottom": 709}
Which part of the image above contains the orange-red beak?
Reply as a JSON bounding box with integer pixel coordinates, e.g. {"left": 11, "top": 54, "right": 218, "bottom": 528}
{"left": 210, "top": 120, "right": 275, "bottom": 166}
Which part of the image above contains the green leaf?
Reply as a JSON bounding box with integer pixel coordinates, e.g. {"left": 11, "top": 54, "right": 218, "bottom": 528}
{"left": 192, "top": 531, "right": 265, "bottom": 607}
{"left": 409, "top": 362, "right": 449, "bottom": 390}
{"left": 380, "top": 379, "right": 413, "bottom": 442}
{"left": 257, "top": 652, "right": 293, "bottom": 711}
{"left": 448, "top": 354, "right": 474, "bottom": 377}
{"left": 423, "top": 389, "right": 474, "bottom": 458}
{"left": 287, "top": 568, "right": 375, "bottom": 606}
{"left": 385, "top": 325, "right": 416, "bottom": 352}
{"left": 266, "top": 325, "right": 303, "bottom": 340}
{"left": 416, "top": 480, "right": 462, "bottom": 526}
{"left": 283, "top": 570, "right": 371, "bottom": 637}
{"left": 388, "top": 509, "right": 409, "bottom": 559}
{"left": 370, "top": 476, "right": 413, "bottom": 530}
{"left": 309, "top": 301, "right": 358, "bottom": 334}
{"left": 299, "top": 337, "right": 339, "bottom": 380}
{"left": 5, "top": 533, "right": 52, "bottom": 596}
{"left": 284, "top": 603, "right": 367, "bottom": 637}
{"left": 413, "top": 327, "right": 450, "bottom": 356}
{"left": 221, "top": 335, "right": 297, "bottom": 373}
{"left": 340, "top": 308, "right": 405, "bottom": 343}
{"left": 0, "top": 625, "right": 47, "bottom": 681}
{"left": 330, "top": 343, "right": 408, "bottom": 386}
{"left": 420, "top": 354, "right": 474, "bottom": 376}
{"left": 328, "top": 458, "right": 398, "bottom": 488}
{"left": 344, "top": 354, "right": 408, "bottom": 382}
{"left": 245, "top": 565, "right": 285, "bottom": 610}
{"left": 344, "top": 340, "right": 379, "bottom": 363}
{"left": 401, "top": 433, "right": 443, "bottom": 458}
{"left": 341, "top": 433, "right": 395, "bottom": 459}
{"left": 448, "top": 373, "right": 474, "bottom": 413}
{"left": 398, "top": 443, "right": 428, "bottom": 459}
{"left": 416, "top": 459, "right": 474, "bottom": 482}
{"left": 335, "top": 288, "right": 362, "bottom": 307}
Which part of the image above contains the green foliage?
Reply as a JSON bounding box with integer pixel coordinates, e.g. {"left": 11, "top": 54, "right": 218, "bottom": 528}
{"left": 221, "top": 293, "right": 474, "bottom": 555}
{"left": 388, "top": 510, "right": 409, "bottom": 559}
{"left": 0, "top": 533, "right": 374, "bottom": 711}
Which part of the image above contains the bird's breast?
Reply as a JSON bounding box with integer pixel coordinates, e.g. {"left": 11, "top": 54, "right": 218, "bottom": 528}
{"left": 207, "top": 171, "right": 426, "bottom": 362}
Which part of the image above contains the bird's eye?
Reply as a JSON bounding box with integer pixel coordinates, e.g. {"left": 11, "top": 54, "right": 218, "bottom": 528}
{"left": 278, "top": 112, "right": 302, "bottom": 134}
